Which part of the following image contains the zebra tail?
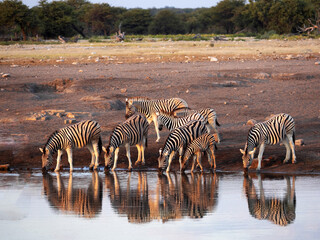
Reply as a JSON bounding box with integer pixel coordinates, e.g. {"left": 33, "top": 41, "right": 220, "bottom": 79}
{"left": 216, "top": 119, "right": 221, "bottom": 127}
{"left": 293, "top": 131, "right": 295, "bottom": 143}
{"left": 214, "top": 143, "right": 218, "bottom": 150}
{"left": 98, "top": 136, "right": 102, "bottom": 154}
{"left": 145, "top": 135, "right": 148, "bottom": 148}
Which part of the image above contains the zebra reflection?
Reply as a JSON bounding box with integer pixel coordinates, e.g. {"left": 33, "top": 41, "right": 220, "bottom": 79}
{"left": 155, "top": 173, "right": 219, "bottom": 221}
{"left": 104, "top": 172, "right": 219, "bottom": 223}
{"left": 243, "top": 174, "right": 296, "bottom": 226}
{"left": 105, "top": 172, "right": 151, "bottom": 223}
{"left": 42, "top": 171, "right": 102, "bottom": 218}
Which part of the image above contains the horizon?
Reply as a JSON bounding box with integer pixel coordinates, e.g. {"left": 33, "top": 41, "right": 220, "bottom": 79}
{"left": 21, "top": 0, "right": 220, "bottom": 9}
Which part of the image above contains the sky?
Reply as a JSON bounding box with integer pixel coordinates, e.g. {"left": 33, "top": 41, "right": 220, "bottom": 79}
{"left": 22, "top": 0, "right": 221, "bottom": 9}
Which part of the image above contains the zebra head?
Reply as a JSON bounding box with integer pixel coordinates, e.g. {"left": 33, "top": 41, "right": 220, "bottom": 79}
{"left": 155, "top": 112, "right": 164, "bottom": 131}
{"left": 39, "top": 147, "right": 53, "bottom": 172}
{"left": 158, "top": 148, "right": 168, "bottom": 171}
{"left": 103, "top": 146, "right": 114, "bottom": 170}
{"left": 125, "top": 98, "right": 136, "bottom": 119}
{"left": 240, "top": 144, "right": 255, "bottom": 169}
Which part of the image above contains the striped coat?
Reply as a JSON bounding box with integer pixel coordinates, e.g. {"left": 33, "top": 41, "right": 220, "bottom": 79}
{"left": 40, "top": 120, "right": 102, "bottom": 172}
{"left": 125, "top": 97, "right": 188, "bottom": 142}
{"left": 240, "top": 113, "right": 296, "bottom": 170}
{"left": 158, "top": 120, "right": 208, "bottom": 172}
{"left": 103, "top": 114, "right": 149, "bottom": 171}
{"left": 181, "top": 133, "right": 217, "bottom": 172}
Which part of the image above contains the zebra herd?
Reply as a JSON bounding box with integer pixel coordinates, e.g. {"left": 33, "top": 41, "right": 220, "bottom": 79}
{"left": 40, "top": 97, "right": 297, "bottom": 173}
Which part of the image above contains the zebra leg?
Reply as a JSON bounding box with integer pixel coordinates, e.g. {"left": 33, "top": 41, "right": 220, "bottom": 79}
{"left": 135, "top": 144, "right": 142, "bottom": 165}
{"left": 282, "top": 138, "right": 291, "bottom": 163}
{"left": 197, "top": 152, "right": 204, "bottom": 172}
{"left": 87, "top": 144, "right": 95, "bottom": 170}
{"left": 141, "top": 138, "right": 146, "bottom": 165}
{"left": 92, "top": 141, "right": 100, "bottom": 169}
{"left": 178, "top": 146, "right": 184, "bottom": 169}
{"left": 207, "top": 146, "right": 216, "bottom": 170}
{"left": 54, "top": 149, "right": 63, "bottom": 172}
{"left": 191, "top": 155, "right": 197, "bottom": 172}
{"left": 257, "top": 143, "right": 265, "bottom": 171}
{"left": 152, "top": 115, "right": 161, "bottom": 142}
{"left": 125, "top": 143, "right": 133, "bottom": 171}
{"left": 288, "top": 134, "right": 296, "bottom": 163}
{"left": 112, "top": 148, "right": 120, "bottom": 171}
{"left": 166, "top": 151, "right": 175, "bottom": 173}
{"left": 66, "top": 148, "right": 73, "bottom": 172}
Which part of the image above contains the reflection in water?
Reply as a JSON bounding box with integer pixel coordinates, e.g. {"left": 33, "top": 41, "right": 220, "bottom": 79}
{"left": 42, "top": 171, "right": 102, "bottom": 218}
{"left": 105, "top": 172, "right": 219, "bottom": 223}
{"left": 243, "top": 174, "right": 296, "bottom": 226}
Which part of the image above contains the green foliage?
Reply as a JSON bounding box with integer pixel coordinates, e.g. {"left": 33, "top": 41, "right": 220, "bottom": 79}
{"left": 120, "top": 9, "right": 152, "bottom": 34}
{"left": 0, "top": 0, "right": 319, "bottom": 40}
{"left": 149, "top": 10, "right": 185, "bottom": 34}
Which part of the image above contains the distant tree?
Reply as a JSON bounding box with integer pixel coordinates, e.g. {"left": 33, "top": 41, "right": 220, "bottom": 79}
{"left": 0, "top": 0, "right": 31, "bottom": 40}
{"left": 148, "top": 10, "right": 185, "bottom": 34}
{"left": 268, "top": 0, "right": 313, "bottom": 33}
{"left": 211, "top": 0, "right": 246, "bottom": 34}
{"left": 37, "top": 0, "right": 76, "bottom": 38}
{"left": 83, "top": 3, "right": 124, "bottom": 36}
{"left": 247, "top": 0, "right": 314, "bottom": 34}
{"left": 120, "top": 9, "right": 152, "bottom": 34}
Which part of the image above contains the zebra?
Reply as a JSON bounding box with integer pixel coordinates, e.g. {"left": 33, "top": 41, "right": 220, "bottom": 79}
{"left": 173, "top": 108, "right": 221, "bottom": 143}
{"left": 125, "top": 97, "right": 188, "bottom": 142}
{"left": 180, "top": 133, "right": 217, "bottom": 172}
{"left": 158, "top": 120, "right": 208, "bottom": 173}
{"left": 39, "top": 120, "right": 102, "bottom": 172}
{"left": 102, "top": 114, "right": 149, "bottom": 171}
{"left": 156, "top": 110, "right": 206, "bottom": 131}
{"left": 244, "top": 175, "right": 296, "bottom": 226}
{"left": 240, "top": 113, "right": 296, "bottom": 171}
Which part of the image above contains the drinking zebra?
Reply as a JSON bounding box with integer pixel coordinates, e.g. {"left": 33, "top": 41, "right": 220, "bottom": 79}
{"left": 156, "top": 110, "right": 205, "bottom": 131}
{"left": 39, "top": 120, "right": 102, "bottom": 172}
{"left": 173, "top": 108, "right": 221, "bottom": 143}
{"left": 240, "top": 113, "right": 296, "bottom": 171}
{"left": 125, "top": 97, "right": 188, "bottom": 142}
{"left": 158, "top": 120, "right": 208, "bottom": 172}
{"left": 181, "top": 133, "right": 217, "bottom": 172}
{"left": 103, "top": 114, "right": 149, "bottom": 171}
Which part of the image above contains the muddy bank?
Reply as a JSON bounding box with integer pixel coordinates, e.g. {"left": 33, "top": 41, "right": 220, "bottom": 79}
{"left": 0, "top": 59, "right": 319, "bottom": 173}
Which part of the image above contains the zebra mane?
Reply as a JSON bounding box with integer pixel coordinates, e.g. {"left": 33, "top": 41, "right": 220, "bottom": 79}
{"left": 43, "top": 130, "right": 59, "bottom": 150}
{"left": 128, "top": 96, "right": 151, "bottom": 102}
{"left": 160, "top": 107, "right": 192, "bottom": 117}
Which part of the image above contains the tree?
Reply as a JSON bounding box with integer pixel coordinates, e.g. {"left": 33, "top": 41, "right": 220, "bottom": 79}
{"left": 120, "top": 9, "right": 152, "bottom": 34}
{"left": 37, "top": 0, "right": 76, "bottom": 38}
{"left": 148, "top": 10, "right": 185, "bottom": 34}
{"left": 83, "top": 3, "right": 122, "bottom": 36}
{"left": 0, "top": 0, "right": 31, "bottom": 40}
{"left": 211, "top": 0, "right": 246, "bottom": 34}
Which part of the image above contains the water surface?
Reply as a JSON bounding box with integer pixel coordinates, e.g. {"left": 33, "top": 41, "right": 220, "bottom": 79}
{"left": 0, "top": 171, "right": 319, "bottom": 240}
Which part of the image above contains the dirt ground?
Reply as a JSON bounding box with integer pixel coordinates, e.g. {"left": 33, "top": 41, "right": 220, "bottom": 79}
{"left": 0, "top": 45, "right": 320, "bottom": 174}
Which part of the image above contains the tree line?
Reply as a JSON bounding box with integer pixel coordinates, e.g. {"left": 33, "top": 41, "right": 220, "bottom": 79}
{"left": 0, "top": 0, "right": 319, "bottom": 41}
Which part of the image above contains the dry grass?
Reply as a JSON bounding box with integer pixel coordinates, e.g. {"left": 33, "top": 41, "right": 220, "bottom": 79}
{"left": 1, "top": 39, "right": 320, "bottom": 64}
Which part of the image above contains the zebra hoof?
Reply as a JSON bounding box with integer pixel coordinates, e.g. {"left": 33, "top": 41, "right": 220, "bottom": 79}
{"left": 128, "top": 168, "right": 132, "bottom": 172}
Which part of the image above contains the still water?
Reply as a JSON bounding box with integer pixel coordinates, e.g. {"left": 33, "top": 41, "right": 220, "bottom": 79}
{"left": 0, "top": 170, "right": 319, "bottom": 240}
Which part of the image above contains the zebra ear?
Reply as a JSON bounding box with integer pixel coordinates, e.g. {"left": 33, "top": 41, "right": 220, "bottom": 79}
{"left": 156, "top": 112, "right": 160, "bottom": 116}
{"left": 102, "top": 146, "right": 107, "bottom": 153}
{"left": 240, "top": 149, "right": 245, "bottom": 154}
{"left": 39, "top": 148, "right": 44, "bottom": 153}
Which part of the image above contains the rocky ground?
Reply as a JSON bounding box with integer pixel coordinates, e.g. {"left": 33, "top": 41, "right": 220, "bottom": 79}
{"left": 0, "top": 56, "right": 320, "bottom": 174}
